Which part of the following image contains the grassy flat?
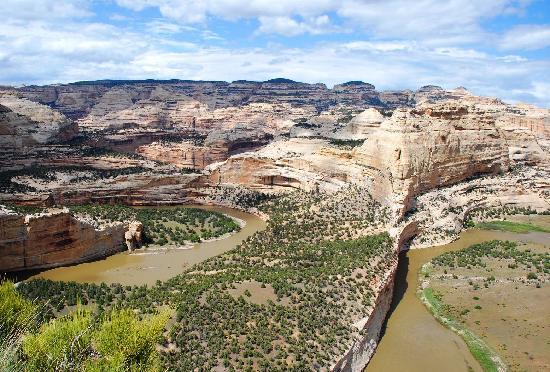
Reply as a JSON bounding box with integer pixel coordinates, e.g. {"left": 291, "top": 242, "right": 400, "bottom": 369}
{"left": 422, "top": 239, "right": 550, "bottom": 371}
{"left": 476, "top": 220, "right": 550, "bottom": 233}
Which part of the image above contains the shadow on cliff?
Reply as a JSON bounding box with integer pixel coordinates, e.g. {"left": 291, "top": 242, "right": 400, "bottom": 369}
{"left": 379, "top": 250, "right": 409, "bottom": 338}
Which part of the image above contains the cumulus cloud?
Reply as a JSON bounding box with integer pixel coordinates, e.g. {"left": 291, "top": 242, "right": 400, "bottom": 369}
{"left": 341, "top": 41, "right": 415, "bottom": 53}
{"left": 257, "top": 15, "right": 336, "bottom": 36}
{"left": 337, "top": 0, "right": 524, "bottom": 40}
{"left": 0, "top": 0, "right": 92, "bottom": 20}
{"left": 0, "top": 0, "right": 548, "bottom": 108}
{"left": 500, "top": 24, "right": 550, "bottom": 50}
{"left": 115, "top": 0, "right": 338, "bottom": 20}
{"left": 113, "top": 0, "right": 530, "bottom": 40}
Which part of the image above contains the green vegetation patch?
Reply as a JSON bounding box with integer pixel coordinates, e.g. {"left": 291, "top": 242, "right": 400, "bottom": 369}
{"left": 421, "top": 237, "right": 550, "bottom": 371}
{"left": 431, "top": 240, "right": 549, "bottom": 274}
{"left": 2, "top": 203, "right": 45, "bottom": 215}
{"left": 328, "top": 139, "right": 365, "bottom": 148}
{"left": 1, "top": 281, "right": 170, "bottom": 371}
{"left": 476, "top": 220, "right": 550, "bottom": 233}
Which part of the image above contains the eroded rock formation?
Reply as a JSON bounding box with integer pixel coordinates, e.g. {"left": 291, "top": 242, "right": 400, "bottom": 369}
{"left": 0, "top": 207, "right": 141, "bottom": 271}
{"left": 0, "top": 91, "right": 77, "bottom": 153}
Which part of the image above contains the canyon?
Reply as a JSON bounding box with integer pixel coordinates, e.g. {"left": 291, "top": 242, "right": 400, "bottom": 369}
{"left": 1, "top": 79, "right": 549, "bottom": 371}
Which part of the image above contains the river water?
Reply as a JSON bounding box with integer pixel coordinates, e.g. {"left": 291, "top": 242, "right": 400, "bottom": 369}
{"left": 28, "top": 205, "right": 266, "bottom": 286}
{"left": 366, "top": 219, "right": 550, "bottom": 372}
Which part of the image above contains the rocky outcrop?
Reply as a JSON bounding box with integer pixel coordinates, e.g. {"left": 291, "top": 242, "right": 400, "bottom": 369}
{"left": 379, "top": 90, "right": 415, "bottom": 108}
{"left": 125, "top": 221, "right": 143, "bottom": 251}
{"left": 0, "top": 92, "right": 77, "bottom": 154}
{"left": 14, "top": 79, "right": 431, "bottom": 123}
{"left": 355, "top": 97, "right": 549, "bottom": 216}
{"left": 0, "top": 208, "right": 142, "bottom": 272}
{"left": 340, "top": 108, "right": 385, "bottom": 139}
{"left": 204, "top": 92, "right": 548, "bottom": 220}
{"left": 78, "top": 98, "right": 207, "bottom": 132}
{"left": 137, "top": 142, "right": 228, "bottom": 169}
{"left": 408, "top": 165, "right": 550, "bottom": 249}
{"left": 207, "top": 138, "right": 369, "bottom": 192}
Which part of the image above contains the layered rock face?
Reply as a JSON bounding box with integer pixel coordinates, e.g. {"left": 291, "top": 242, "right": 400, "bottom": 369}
{"left": 352, "top": 93, "right": 548, "bottom": 215}
{"left": 16, "top": 79, "right": 402, "bottom": 121}
{"left": 207, "top": 138, "right": 371, "bottom": 192}
{"left": 355, "top": 102, "right": 512, "bottom": 214}
{"left": 0, "top": 208, "right": 141, "bottom": 271}
{"left": 340, "top": 108, "right": 385, "bottom": 139}
{"left": 207, "top": 91, "right": 548, "bottom": 218}
{"left": 0, "top": 91, "right": 77, "bottom": 154}
{"left": 137, "top": 142, "right": 228, "bottom": 169}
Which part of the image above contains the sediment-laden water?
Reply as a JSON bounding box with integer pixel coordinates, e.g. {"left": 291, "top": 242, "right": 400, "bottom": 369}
{"left": 28, "top": 205, "right": 266, "bottom": 286}
{"left": 366, "top": 217, "right": 549, "bottom": 372}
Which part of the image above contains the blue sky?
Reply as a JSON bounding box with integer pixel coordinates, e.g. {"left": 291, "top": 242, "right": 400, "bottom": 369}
{"left": 0, "top": 0, "right": 549, "bottom": 106}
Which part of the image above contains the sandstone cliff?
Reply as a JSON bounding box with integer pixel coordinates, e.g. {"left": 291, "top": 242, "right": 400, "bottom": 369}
{"left": 355, "top": 96, "right": 549, "bottom": 216}
{"left": 0, "top": 207, "right": 141, "bottom": 272}
{"left": 205, "top": 91, "right": 548, "bottom": 219}
{"left": 137, "top": 142, "right": 228, "bottom": 169}
{"left": 14, "top": 79, "right": 430, "bottom": 128}
{"left": 0, "top": 92, "right": 77, "bottom": 153}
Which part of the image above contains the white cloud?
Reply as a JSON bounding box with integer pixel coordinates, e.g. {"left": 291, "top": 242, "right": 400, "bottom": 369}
{"left": 433, "top": 47, "right": 488, "bottom": 59}
{"left": 500, "top": 24, "right": 550, "bottom": 50}
{"left": 113, "top": 0, "right": 530, "bottom": 41}
{"left": 337, "top": 0, "right": 521, "bottom": 39}
{"left": 0, "top": 0, "right": 92, "bottom": 20}
{"left": 146, "top": 20, "right": 188, "bottom": 34}
{"left": 115, "top": 0, "right": 338, "bottom": 20}
{"left": 497, "top": 55, "right": 528, "bottom": 63}
{"left": 341, "top": 41, "right": 415, "bottom": 53}
{"left": 257, "top": 15, "right": 335, "bottom": 36}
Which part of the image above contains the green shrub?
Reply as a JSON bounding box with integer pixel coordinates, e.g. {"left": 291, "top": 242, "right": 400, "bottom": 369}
{"left": 22, "top": 307, "right": 93, "bottom": 371}
{"left": 0, "top": 281, "right": 39, "bottom": 371}
{"left": 527, "top": 272, "right": 537, "bottom": 280}
{"left": 87, "top": 309, "right": 170, "bottom": 372}
{"left": 476, "top": 220, "right": 550, "bottom": 233}
{"left": 0, "top": 281, "right": 38, "bottom": 340}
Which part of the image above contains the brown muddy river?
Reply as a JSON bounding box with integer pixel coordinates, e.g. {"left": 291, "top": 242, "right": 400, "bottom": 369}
{"left": 366, "top": 217, "right": 550, "bottom": 372}
{"left": 28, "top": 205, "right": 266, "bottom": 286}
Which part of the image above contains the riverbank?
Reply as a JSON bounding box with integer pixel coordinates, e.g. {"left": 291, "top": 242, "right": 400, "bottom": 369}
{"left": 418, "top": 230, "right": 549, "bottom": 371}
{"left": 418, "top": 272, "right": 506, "bottom": 372}
{"left": 365, "top": 216, "right": 550, "bottom": 372}
{"left": 22, "top": 205, "right": 266, "bottom": 286}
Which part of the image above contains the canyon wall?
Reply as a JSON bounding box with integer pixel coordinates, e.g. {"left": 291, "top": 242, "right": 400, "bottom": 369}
{"left": 355, "top": 97, "right": 548, "bottom": 217}
{"left": 14, "top": 79, "right": 407, "bottom": 121}
{"left": 355, "top": 102, "right": 510, "bottom": 215}
{"left": 333, "top": 264, "right": 396, "bottom": 371}
{"left": 0, "top": 92, "right": 77, "bottom": 154}
{"left": 0, "top": 208, "right": 140, "bottom": 272}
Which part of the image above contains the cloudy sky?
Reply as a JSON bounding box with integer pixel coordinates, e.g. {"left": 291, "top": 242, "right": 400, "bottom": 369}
{"left": 1, "top": 0, "right": 549, "bottom": 106}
